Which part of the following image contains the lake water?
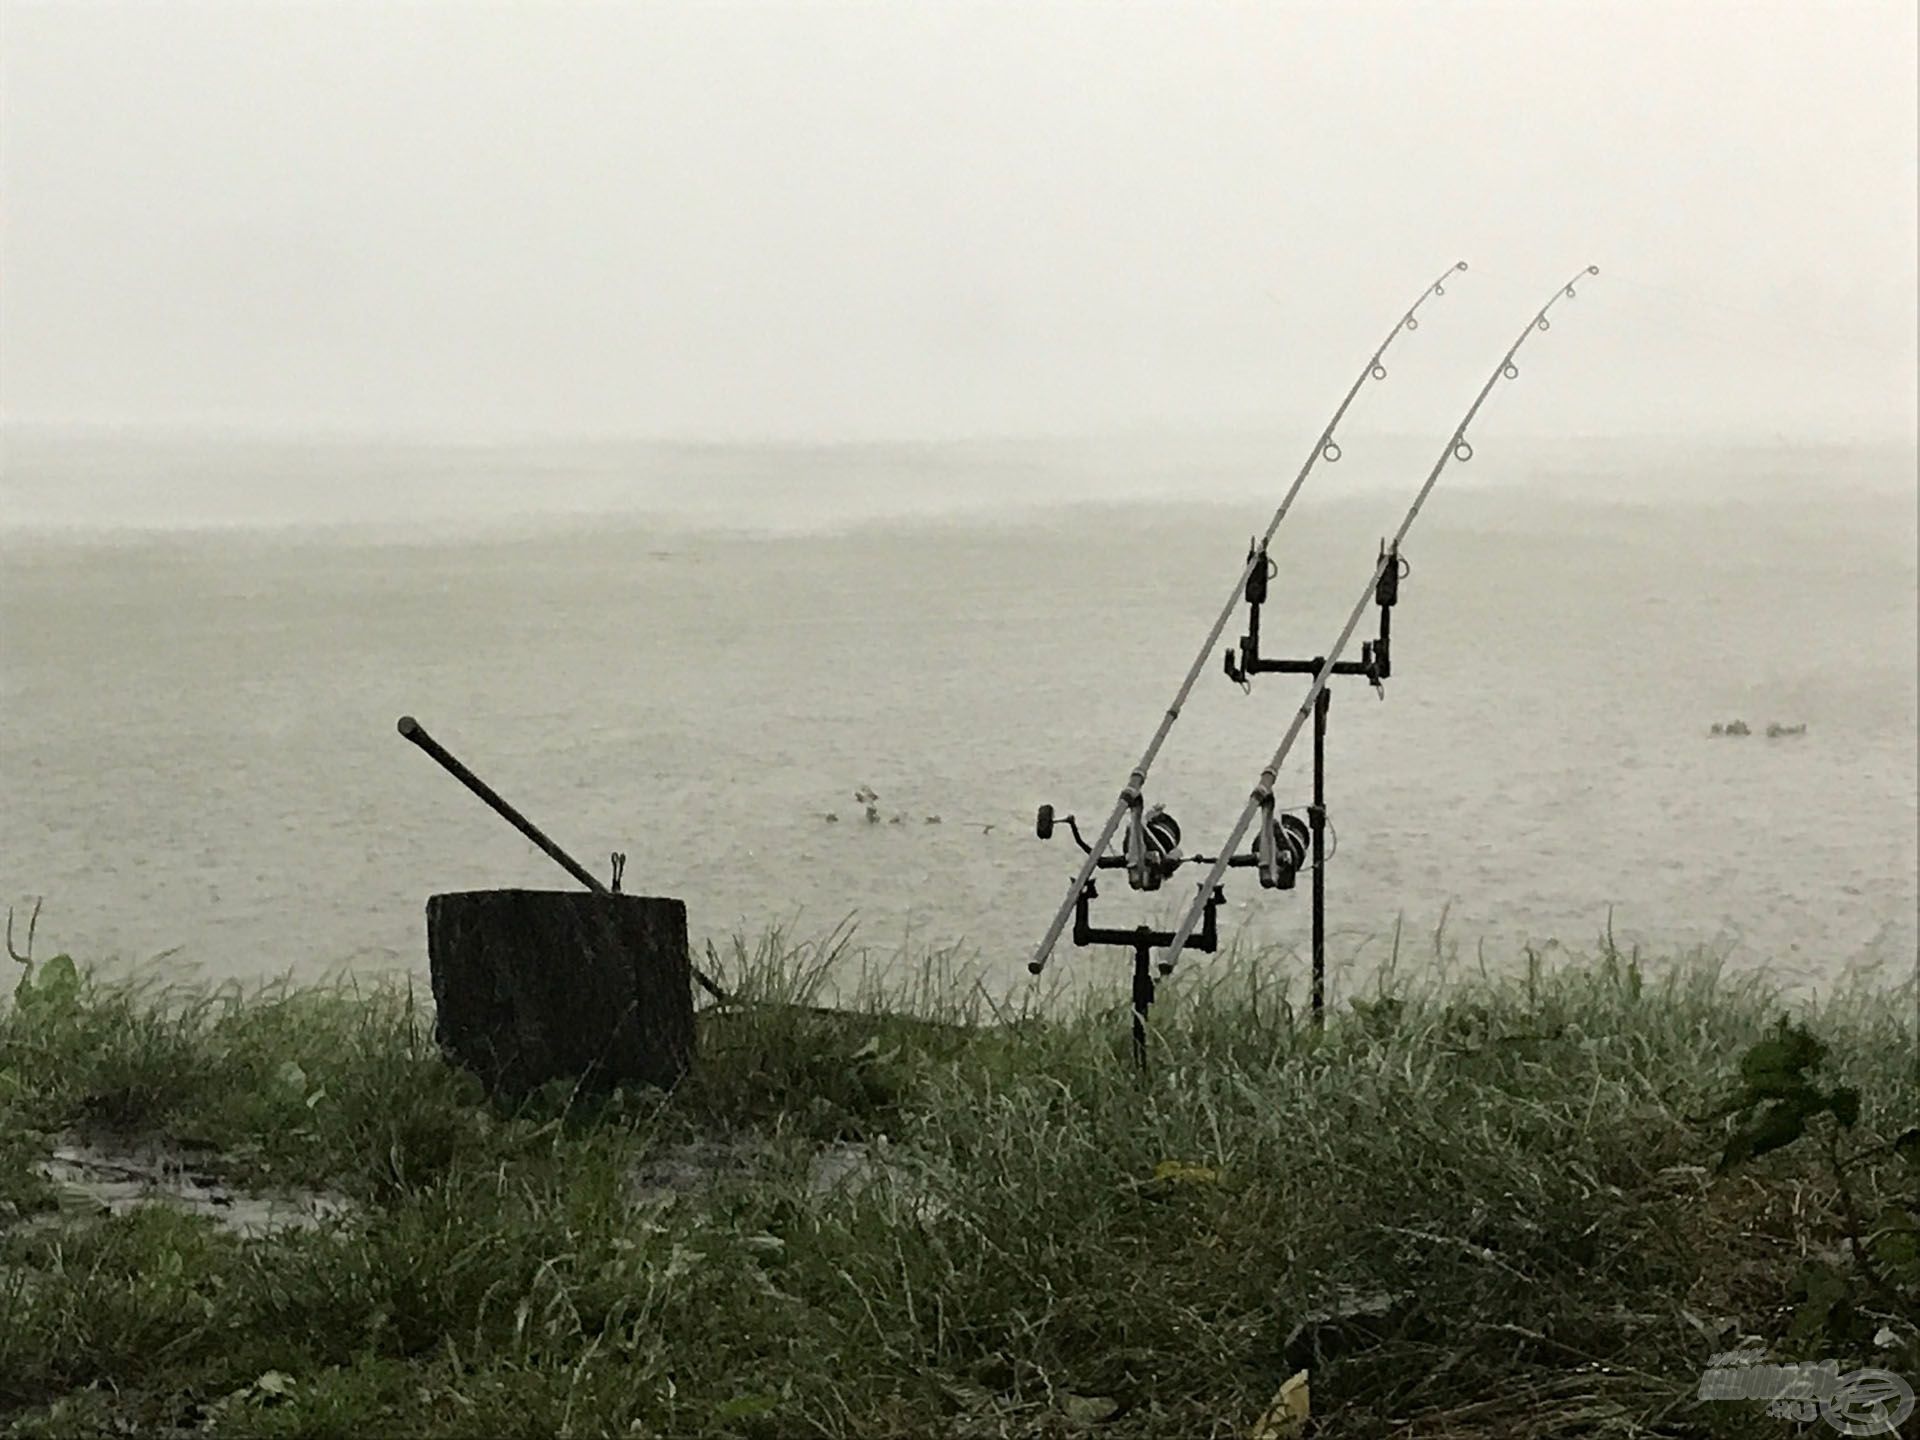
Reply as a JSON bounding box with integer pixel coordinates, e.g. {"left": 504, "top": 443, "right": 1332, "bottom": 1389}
{"left": 2, "top": 433, "right": 1914, "bottom": 1003}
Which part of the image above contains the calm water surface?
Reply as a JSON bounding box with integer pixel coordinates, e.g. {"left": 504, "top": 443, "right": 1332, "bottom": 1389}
{"left": 2, "top": 435, "right": 1914, "bottom": 1002}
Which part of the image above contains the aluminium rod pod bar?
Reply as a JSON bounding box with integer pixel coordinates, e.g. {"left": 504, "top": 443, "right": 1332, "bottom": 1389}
{"left": 1027, "top": 260, "right": 1469, "bottom": 977}
{"left": 1158, "top": 264, "right": 1602, "bottom": 976}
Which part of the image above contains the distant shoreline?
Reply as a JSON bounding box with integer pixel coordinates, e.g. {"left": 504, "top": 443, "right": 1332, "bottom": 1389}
{"left": 4, "top": 432, "right": 1917, "bottom": 545}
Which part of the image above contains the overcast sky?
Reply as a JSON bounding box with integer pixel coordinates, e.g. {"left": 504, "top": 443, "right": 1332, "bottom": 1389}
{"left": 2, "top": 1, "right": 1915, "bottom": 442}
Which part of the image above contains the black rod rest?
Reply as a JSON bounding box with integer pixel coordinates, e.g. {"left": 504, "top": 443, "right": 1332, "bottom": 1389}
{"left": 1215, "top": 543, "right": 1413, "bottom": 1026}
{"left": 1224, "top": 542, "right": 1405, "bottom": 692}
{"left": 1072, "top": 878, "right": 1224, "bottom": 1071}
{"left": 1028, "top": 540, "right": 1403, "bottom": 1059}
{"left": 1035, "top": 803, "right": 1236, "bottom": 1067}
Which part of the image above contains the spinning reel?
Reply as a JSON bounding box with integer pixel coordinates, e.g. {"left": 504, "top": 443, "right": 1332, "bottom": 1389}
{"left": 1040, "top": 797, "right": 1318, "bottom": 891}
{"left": 1034, "top": 262, "right": 1599, "bottom": 1050}
{"left": 1030, "top": 536, "right": 1405, "bottom": 1052}
{"left": 1031, "top": 789, "right": 1320, "bottom": 1066}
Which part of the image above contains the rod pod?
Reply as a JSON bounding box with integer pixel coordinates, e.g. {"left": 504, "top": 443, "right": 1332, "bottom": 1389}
{"left": 1029, "top": 262, "right": 1469, "bottom": 977}
{"left": 1161, "top": 265, "right": 1601, "bottom": 976}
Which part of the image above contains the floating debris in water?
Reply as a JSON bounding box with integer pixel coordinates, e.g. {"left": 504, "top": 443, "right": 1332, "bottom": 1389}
{"left": 1708, "top": 719, "right": 1805, "bottom": 739}
{"left": 825, "top": 792, "right": 1001, "bottom": 834}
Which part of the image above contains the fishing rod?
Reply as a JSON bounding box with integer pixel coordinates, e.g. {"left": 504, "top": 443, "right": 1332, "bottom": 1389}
{"left": 1158, "top": 264, "right": 1601, "bottom": 978}
{"left": 1027, "top": 261, "right": 1469, "bottom": 978}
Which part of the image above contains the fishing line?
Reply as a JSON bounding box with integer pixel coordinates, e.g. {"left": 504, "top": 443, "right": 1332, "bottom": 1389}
{"left": 1027, "top": 261, "right": 1470, "bottom": 977}
{"left": 1159, "top": 265, "right": 1602, "bottom": 976}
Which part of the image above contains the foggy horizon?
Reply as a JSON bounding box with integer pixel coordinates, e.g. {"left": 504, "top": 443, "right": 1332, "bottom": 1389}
{"left": 4, "top": 2, "right": 1917, "bottom": 448}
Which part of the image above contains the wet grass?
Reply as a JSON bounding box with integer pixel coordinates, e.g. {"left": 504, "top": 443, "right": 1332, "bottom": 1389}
{"left": 0, "top": 929, "right": 1913, "bottom": 1438}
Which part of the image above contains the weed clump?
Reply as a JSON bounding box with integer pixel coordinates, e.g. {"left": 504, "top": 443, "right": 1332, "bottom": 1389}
{"left": 0, "top": 930, "right": 1912, "bottom": 1437}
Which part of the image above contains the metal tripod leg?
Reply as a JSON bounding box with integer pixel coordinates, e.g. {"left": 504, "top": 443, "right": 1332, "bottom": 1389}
{"left": 1131, "top": 941, "right": 1154, "bottom": 1072}
{"left": 1311, "top": 687, "right": 1329, "bottom": 1028}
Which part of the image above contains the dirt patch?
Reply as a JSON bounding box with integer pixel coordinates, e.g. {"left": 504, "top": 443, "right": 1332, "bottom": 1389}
{"left": 629, "top": 1135, "right": 950, "bottom": 1221}
{"left": 32, "top": 1136, "right": 352, "bottom": 1237}
{"left": 627, "top": 1136, "right": 766, "bottom": 1198}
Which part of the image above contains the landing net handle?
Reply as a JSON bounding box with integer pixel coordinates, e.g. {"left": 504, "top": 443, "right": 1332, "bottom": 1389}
{"left": 397, "top": 715, "right": 730, "bottom": 1003}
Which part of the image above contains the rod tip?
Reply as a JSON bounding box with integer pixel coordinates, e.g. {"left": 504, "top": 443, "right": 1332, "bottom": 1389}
{"left": 1454, "top": 260, "right": 1469, "bottom": 271}
{"left": 1027, "top": 960, "right": 1045, "bottom": 976}
{"left": 397, "top": 715, "right": 420, "bottom": 738}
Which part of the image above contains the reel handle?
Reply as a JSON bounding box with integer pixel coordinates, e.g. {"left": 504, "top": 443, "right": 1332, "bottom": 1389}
{"left": 1035, "top": 804, "right": 1096, "bottom": 855}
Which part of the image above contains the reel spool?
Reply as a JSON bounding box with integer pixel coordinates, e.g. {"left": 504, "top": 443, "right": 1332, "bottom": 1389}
{"left": 1126, "top": 804, "right": 1183, "bottom": 891}
{"left": 1036, "top": 800, "right": 1187, "bottom": 891}
{"left": 1255, "top": 806, "right": 1313, "bottom": 890}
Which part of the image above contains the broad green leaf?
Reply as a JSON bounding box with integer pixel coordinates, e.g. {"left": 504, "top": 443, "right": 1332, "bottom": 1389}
{"left": 714, "top": 1394, "right": 780, "bottom": 1421}
{"left": 1801, "top": 1264, "right": 1851, "bottom": 1306}
{"left": 1787, "top": 1295, "right": 1837, "bottom": 1349}
{"left": 1719, "top": 1099, "right": 1812, "bottom": 1173}
{"left": 1871, "top": 1206, "right": 1920, "bottom": 1284}
{"left": 1746, "top": 1099, "right": 1819, "bottom": 1158}
{"left": 1738, "top": 1019, "right": 1825, "bottom": 1099}
{"left": 1892, "top": 1128, "right": 1919, "bottom": 1168}
{"left": 1787, "top": 1263, "right": 1852, "bottom": 1349}
{"left": 1825, "top": 1085, "right": 1860, "bottom": 1128}
{"left": 20, "top": 954, "right": 80, "bottom": 1011}
{"left": 1059, "top": 1392, "right": 1121, "bottom": 1426}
